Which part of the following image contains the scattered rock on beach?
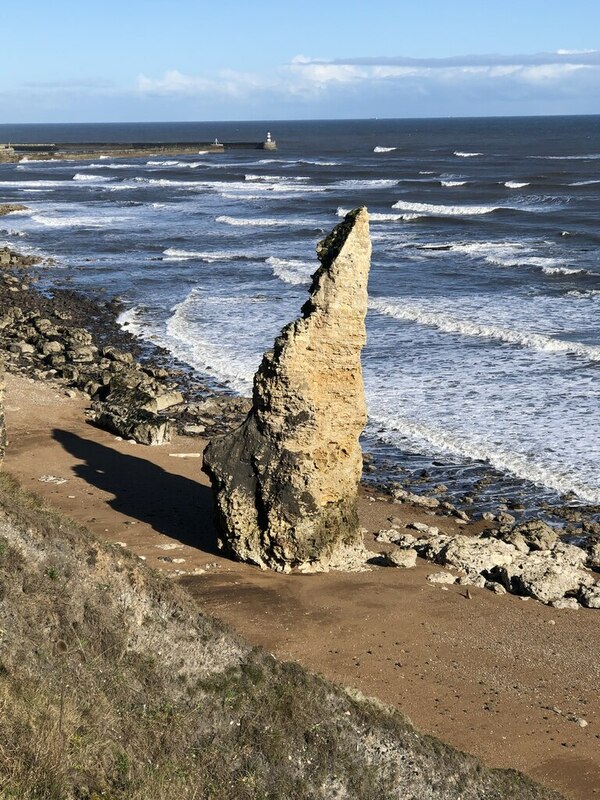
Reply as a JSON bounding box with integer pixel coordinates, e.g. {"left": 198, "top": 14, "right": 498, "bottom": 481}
{"left": 203, "top": 208, "right": 372, "bottom": 572}
{"left": 383, "top": 548, "right": 418, "bottom": 568}
{"left": 391, "top": 485, "right": 440, "bottom": 509}
{"left": 381, "top": 520, "right": 599, "bottom": 607}
{"left": 427, "top": 571, "right": 458, "bottom": 585}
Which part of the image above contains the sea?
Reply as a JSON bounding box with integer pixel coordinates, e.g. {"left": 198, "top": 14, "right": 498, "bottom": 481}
{"left": 1, "top": 116, "right": 599, "bottom": 517}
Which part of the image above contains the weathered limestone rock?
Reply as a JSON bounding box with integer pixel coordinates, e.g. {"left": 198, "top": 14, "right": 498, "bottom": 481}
{"left": 203, "top": 208, "right": 371, "bottom": 571}
{"left": 383, "top": 522, "right": 598, "bottom": 606}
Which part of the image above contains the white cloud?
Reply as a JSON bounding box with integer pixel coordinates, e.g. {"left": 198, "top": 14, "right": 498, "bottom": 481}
{"left": 4, "top": 49, "right": 599, "bottom": 121}
{"left": 136, "top": 50, "right": 600, "bottom": 102}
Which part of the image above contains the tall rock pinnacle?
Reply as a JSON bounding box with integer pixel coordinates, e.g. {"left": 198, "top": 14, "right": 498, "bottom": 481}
{"left": 203, "top": 207, "right": 371, "bottom": 571}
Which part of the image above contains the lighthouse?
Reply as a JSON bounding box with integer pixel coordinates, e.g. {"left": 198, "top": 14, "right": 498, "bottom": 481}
{"left": 262, "top": 130, "right": 277, "bottom": 151}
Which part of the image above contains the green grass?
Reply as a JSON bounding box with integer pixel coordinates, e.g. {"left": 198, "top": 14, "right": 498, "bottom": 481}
{"left": 0, "top": 472, "right": 563, "bottom": 800}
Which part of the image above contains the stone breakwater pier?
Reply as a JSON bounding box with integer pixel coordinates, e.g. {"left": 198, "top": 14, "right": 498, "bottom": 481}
{"left": 0, "top": 133, "right": 277, "bottom": 162}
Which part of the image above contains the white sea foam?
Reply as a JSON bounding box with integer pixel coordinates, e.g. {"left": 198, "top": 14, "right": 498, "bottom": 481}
{"left": 31, "top": 213, "right": 129, "bottom": 229}
{"left": 72, "top": 173, "right": 111, "bottom": 182}
{"left": 440, "top": 241, "right": 564, "bottom": 270}
{"left": 162, "top": 248, "right": 258, "bottom": 262}
{"left": 266, "top": 256, "right": 313, "bottom": 285}
{"left": 117, "top": 306, "right": 146, "bottom": 338}
{"left": 504, "top": 181, "right": 530, "bottom": 188}
{"left": 454, "top": 151, "right": 483, "bottom": 157}
{"left": 368, "top": 297, "right": 600, "bottom": 362}
{"left": 244, "top": 174, "right": 310, "bottom": 183}
{"left": 336, "top": 179, "right": 398, "bottom": 188}
{"left": 567, "top": 289, "right": 600, "bottom": 298}
{"left": 216, "top": 215, "right": 317, "bottom": 227}
{"left": 146, "top": 159, "right": 204, "bottom": 168}
{"left": 569, "top": 179, "right": 600, "bottom": 186}
{"left": 370, "top": 412, "right": 600, "bottom": 504}
{"left": 336, "top": 207, "right": 420, "bottom": 222}
{"left": 299, "top": 160, "right": 339, "bottom": 166}
{"left": 373, "top": 146, "right": 397, "bottom": 153}
{"left": 80, "top": 162, "right": 143, "bottom": 170}
{"left": 391, "top": 199, "right": 500, "bottom": 216}
{"left": 165, "top": 289, "right": 256, "bottom": 393}
{"left": 0, "top": 179, "right": 73, "bottom": 188}
{"left": 440, "top": 180, "right": 467, "bottom": 187}
{"left": 256, "top": 158, "right": 339, "bottom": 167}
{"left": 529, "top": 153, "right": 600, "bottom": 160}
{"left": 541, "top": 265, "right": 591, "bottom": 276}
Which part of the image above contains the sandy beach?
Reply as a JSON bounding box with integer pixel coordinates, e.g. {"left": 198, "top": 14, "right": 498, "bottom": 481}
{"left": 3, "top": 370, "right": 599, "bottom": 800}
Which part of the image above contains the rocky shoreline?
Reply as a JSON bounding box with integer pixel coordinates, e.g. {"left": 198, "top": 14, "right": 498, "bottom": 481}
{"left": 1, "top": 226, "right": 599, "bottom": 608}
{"left": 0, "top": 234, "right": 251, "bottom": 446}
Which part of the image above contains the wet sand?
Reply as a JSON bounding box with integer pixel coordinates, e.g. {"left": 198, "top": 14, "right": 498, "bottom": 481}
{"left": 4, "top": 371, "right": 599, "bottom": 800}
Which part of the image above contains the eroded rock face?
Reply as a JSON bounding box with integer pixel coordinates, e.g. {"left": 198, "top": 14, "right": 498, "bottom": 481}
{"left": 203, "top": 208, "right": 371, "bottom": 571}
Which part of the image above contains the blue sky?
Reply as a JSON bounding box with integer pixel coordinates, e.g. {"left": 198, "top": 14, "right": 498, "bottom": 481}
{"left": 2, "top": 0, "right": 600, "bottom": 122}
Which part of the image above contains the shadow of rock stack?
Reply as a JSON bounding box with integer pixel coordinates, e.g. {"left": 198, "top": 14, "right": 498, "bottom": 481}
{"left": 203, "top": 207, "right": 372, "bottom": 572}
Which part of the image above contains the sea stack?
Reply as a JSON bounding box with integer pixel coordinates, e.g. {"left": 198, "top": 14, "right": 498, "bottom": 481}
{"left": 203, "top": 207, "right": 371, "bottom": 572}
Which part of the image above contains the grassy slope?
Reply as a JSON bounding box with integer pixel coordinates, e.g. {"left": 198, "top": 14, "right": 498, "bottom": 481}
{"left": 0, "top": 473, "right": 562, "bottom": 800}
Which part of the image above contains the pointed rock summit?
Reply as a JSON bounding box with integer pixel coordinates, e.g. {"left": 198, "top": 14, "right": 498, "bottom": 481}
{"left": 203, "top": 208, "right": 371, "bottom": 571}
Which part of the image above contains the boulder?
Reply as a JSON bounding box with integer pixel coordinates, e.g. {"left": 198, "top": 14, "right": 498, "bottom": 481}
{"left": 140, "top": 390, "right": 184, "bottom": 414}
{"left": 579, "top": 583, "right": 600, "bottom": 609}
{"left": 510, "top": 519, "right": 558, "bottom": 551}
{"left": 203, "top": 208, "right": 371, "bottom": 571}
{"left": 384, "top": 548, "right": 418, "bottom": 569}
{"left": 494, "top": 544, "right": 591, "bottom": 604}
{"left": 392, "top": 486, "right": 440, "bottom": 508}
{"left": 441, "top": 535, "right": 516, "bottom": 575}
{"left": 93, "top": 405, "right": 171, "bottom": 446}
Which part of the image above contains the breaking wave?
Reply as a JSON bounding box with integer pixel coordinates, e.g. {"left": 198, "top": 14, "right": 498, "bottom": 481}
{"left": 529, "top": 153, "right": 600, "bottom": 160}
{"left": 504, "top": 181, "right": 530, "bottom": 188}
{"left": 336, "top": 179, "right": 398, "bottom": 188}
{"left": 368, "top": 297, "right": 600, "bottom": 362}
{"left": 72, "top": 173, "right": 111, "bottom": 182}
{"left": 336, "top": 207, "right": 420, "bottom": 222}
{"left": 244, "top": 174, "right": 310, "bottom": 183}
{"left": 391, "top": 200, "right": 500, "bottom": 216}
{"left": 542, "top": 265, "right": 594, "bottom": 276}
{"left": 454, "top": 151, "right": 483, "bottom": 157}
{"left": 31, "top": 213, "right": 129, "bottom": 229}
{"left": 370, "top": 413, "right": 600, "bottom": 504}
{"left": 374, "top": 146, "right": 397, "bottom": 153}
{"left": 162, "top": 248, "right": 257, "bottom": 262}
{"left": 266, "top": 256, "right": 313, "bottom": 285}
{"left": 216, "top": 215, "right": 316, "bottom": 227}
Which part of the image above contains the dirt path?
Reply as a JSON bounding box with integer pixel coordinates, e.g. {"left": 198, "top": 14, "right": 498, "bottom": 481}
{"left": 4, "top": 372, "right": 599, "bottom": 799}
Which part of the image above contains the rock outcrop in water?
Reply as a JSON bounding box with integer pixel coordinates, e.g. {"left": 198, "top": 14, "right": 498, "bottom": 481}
{"left": 203, "top": 208, "right": 371, "bottom": 571}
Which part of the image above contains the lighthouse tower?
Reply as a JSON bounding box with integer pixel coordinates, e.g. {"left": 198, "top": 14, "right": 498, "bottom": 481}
{"left": 262, "top": 131, "right": 277, "bottom": 151}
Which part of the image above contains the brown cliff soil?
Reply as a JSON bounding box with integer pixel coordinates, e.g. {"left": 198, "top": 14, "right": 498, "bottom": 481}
{"left": 3, "top": 372, "right": 599, "bottom": 800}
